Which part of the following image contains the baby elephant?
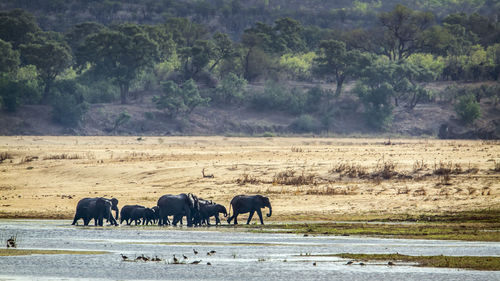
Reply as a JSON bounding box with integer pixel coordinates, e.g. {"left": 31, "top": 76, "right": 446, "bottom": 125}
{"left": 199, "top": 203, "right": 227, "bottom": 225}
{"left": 130, "top": 207, "right": 156, "bottom": 225}
{"left": 120, "top": 205, "right": 144, "bottom": 225}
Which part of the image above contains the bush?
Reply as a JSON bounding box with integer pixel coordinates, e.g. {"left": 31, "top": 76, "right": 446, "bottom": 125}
{"left": 250, "top": 80, "right": 309, "bottom": 115}
{"left": 212, "top": 73, "right": 247, "bottom": 105}
{"left": 0, "top": 78, "right": 39, "bottom": 112}
{"left": 455, "top": 94, "right": 481, "bottom": 124}
{"left": 153, "top": 79, "right": 209, "bottom": 117}
{"left": 289, "top": 114, "right": 321, "bottom": 133}
{"left": 51, "top": 79, "right": 89, "bottom": 127}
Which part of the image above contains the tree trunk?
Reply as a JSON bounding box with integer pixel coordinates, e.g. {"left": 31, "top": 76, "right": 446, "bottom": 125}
{"left": 120, "top": 82, "right": 129, "bottom": 104}
{"left": 335, "top": 75, "right": 345, "bottom": 97}
{"left": 41, "top": 78, "right": 53, "bottom": 104}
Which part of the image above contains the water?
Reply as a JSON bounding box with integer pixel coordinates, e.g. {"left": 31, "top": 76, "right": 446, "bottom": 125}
{"left": 0, "top": 220, "right": 499, "bottom": 280}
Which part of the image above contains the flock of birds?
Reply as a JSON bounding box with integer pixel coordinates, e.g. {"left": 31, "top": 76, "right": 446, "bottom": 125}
{"left": 120, "top": 249, "right": 216, "bottom": 265}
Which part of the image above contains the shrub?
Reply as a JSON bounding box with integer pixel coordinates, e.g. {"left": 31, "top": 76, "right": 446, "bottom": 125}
{"left": 153, "top": 79, "right": 209, "bottom": 117}
{"left": 212, "top": 73, "right": 247, "bottom": 105}
{"left": 289, "top": 114, "right": 321, "bottom": 133}
{"left": 51, "top": 79, "right": 89, "bottom": 127}
{"left": 250, "top": 80, "right": 309, "bottom": 115}
{"left": 455, "top": 94, "right": 481, "bottom": 124}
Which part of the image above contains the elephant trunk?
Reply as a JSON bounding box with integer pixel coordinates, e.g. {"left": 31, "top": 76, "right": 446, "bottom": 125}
{"left": 266, "top": 203, "right": 272, "bottom": 217}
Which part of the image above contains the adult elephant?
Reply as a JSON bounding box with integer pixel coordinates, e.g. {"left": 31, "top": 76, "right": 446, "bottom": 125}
{"left": 157, "top": 193, "right": 199, "bottom": 227}
{"left": 227, "top": 195, "right": 271, "bottom": 225}
{"left": 71, "top": 197, "right": 119, "bottom": 226}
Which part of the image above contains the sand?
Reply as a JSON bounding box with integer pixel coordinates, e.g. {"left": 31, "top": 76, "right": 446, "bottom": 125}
{"left": 0, "top": 136, "right": 499, "bottom": 221}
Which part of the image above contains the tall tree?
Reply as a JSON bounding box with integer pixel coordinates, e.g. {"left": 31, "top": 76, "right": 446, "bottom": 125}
{"left": 314, "top": 40, "right": 372, "bottom": 96}
{"left": 19, "top": 31, "right": 72, "bottom": 103}
{"left": 377, "top": 5, "right": 434, "bottom": 61}
{"left": 0, "top": 9, "right": 40, "bottom": 48}
{"left": 209, "top": 32, "right": 236, "bottom": 73}
{"left": 76, "top": 24, "right": 159, "bottom": 104}
{"left": 0, "top": 39, "right": 20, "bottom": 75}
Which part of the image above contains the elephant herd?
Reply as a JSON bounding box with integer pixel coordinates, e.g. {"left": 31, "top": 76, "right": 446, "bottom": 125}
{"left": 71, "top": 194, "right": 272, "bottom": 227}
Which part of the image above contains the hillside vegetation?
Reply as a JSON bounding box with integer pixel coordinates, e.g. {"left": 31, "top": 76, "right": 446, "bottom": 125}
{"left": 0, "top": 1, "right": 499, "bottom": 137}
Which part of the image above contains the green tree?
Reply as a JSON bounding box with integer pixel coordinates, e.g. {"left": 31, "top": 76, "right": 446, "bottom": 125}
{"left": 314, "top": 40, "right": 372, "bottom": 96}
{"left": 19, "top": 31, "right": 72, "bottom": 103}
{"left": 209, "top": 32, "right": 236, "bottom": 73}
{"left": 50, "top": 79, "right": 89, "bottom": 127}
{"left": 65, "top": 21, "right": 105, "bottom": 54}
{"left": 377, "top": 5, "right": 434, "bottom": 61}
{"left": 179, "top": 39, "right": 214, "bottom": 79}
{"left": 153, "top": 79, "right": 209, "bottom": 117}
{"left": 76, "top": 24, "right": 159, "bottom": 104}
{"left": 455, "top": 94, "right": 481, "bottom": 124}
{"left": 213, "top": 73, "right": 247, "bottom": 104}
{"left": 0, "top": 9, "right": 40, "bottom": 48}
{"left": 0, "top": 39, "right": 20, "bottom": 74}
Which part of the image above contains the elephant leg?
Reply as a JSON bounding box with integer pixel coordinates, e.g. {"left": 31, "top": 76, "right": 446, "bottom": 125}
{"left": 71, "top": 216, "right": 79, "bottom": 225}
{"left": 234, "top": 213, "right": 239, "bottom": 225}
{"left": 227, "top": 215, "right": 233, "bottom": 224}
{"left": 215, "top": 215, "right": 220, "bottom": 225}
{"left": 83, "top": 217, "right": 90, "bottom": 226}
{"left": 206, "top": 217, "right": 211, "bottom": 225}
{"left": 247, "top": 211, "right": 255, "bottom": 225}
{"left": 256, "top": 209, "right": 264, "bottom": 225}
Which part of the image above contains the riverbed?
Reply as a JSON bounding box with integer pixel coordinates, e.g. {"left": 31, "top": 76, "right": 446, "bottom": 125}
{"left": 0, "top": 220, "right": 499, "bottom": 280}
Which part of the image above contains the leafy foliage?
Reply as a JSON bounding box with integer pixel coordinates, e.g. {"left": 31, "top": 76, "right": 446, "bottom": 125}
{"left": 455, "top": 94, "right": 481, "bottom": 124}
{"left": 76, "top": 24, "right": 159, "bottom": 104}
{"left": 50, "top": 79, "right": 89, "bottom": 127}
{"left": 153, "top": 79, "right": 209, "bottom": 117}
{"left": 212, "top": 73, "right": 247, "bottom": 105}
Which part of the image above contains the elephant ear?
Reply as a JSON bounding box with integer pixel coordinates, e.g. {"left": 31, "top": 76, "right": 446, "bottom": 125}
{"left": 257, "top": 195, "right": 268, "bottom": 206}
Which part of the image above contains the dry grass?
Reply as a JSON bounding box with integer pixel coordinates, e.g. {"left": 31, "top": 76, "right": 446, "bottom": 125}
{"left": 0, "top": 136, "right": 498, "bottom": 220}
{"left": 43, "top": 153, "right": 82, "bottom": 160}
{"left": 273, "top": 169, "right": 317, "bottom": 186}
{"left": 0, "top": 151, "right": 13, "bottom": 163}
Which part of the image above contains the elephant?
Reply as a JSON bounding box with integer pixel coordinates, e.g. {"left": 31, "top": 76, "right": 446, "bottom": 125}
{"left": 130, "top": 207, "right": 155, "bottom": 225}
{"left": 72, "top": 197, "right": 119, "bottom": 226}
{"left": 199, "top": 203, "right": 227, "bottom": 225}
{"left": 151, "top": 206, "right": 160, "bottom": 224}
{"left": 120, "top": 205, "right": 145, "bottom": 225}
{"left": 227, "top": 195, "right": 272, "bottom": 225}
{"left": 157, "top": 193, "right": 199, "bottom": 227}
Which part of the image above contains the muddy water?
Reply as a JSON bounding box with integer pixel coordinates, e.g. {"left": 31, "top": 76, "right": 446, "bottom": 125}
{"left": 0, "top": 220, "right": 499, "bottom": 280}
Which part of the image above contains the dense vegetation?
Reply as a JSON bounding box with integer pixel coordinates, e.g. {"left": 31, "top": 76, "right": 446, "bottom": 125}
{"left": 0, "top": 1, "right": 499, "bottom": 134}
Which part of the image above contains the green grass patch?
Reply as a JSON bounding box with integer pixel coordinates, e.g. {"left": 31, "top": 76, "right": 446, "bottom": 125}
{"left": 247, "top": 222, "right": 500, "bottom": 242}
{"left": 333, "top": 253, "right": 500, "bottom": 271}
{"left": 0, "top": 249, "right": 109, "bottom": 256}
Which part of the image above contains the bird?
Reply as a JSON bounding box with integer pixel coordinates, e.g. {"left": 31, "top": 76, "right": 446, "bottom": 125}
{"left": 173, "top": 255, "right": 179, "bottom": 263}
{"left": 120, "top": 254, "right": 128, "bottom": 261}
{"left": 388, "top": 261, "right": 394, "bottom": 266}
{"left": 152, "top": 256, "right": 162, "bottom": 262}
{"left": 313, "top": 262, "right": 317, "bottom": 266}
{"left": 190, "top": 260, "right": 201, "bottom": 264}
{"left": 207, "top": 262, "right": 211, "bottom": 265}
{"left": 359, "top": 262, "right": 365, "bottom": 266}
{"left": 193, "top": 249, "right": 198, "bottom": 255}
{"left": 209, "top": 250, "right": 216, "bottom": 254}
{"left": 183, "top": 254, "right": 188, "bottom": 260}
{"left": 346, "top": 260, "right": 353, "bottom": 265}
{"left": 6, "top": 237, "right": 16, "bottom": 248}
